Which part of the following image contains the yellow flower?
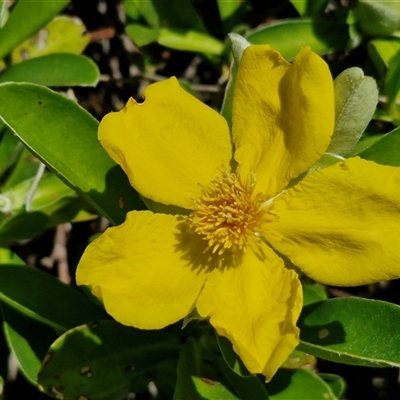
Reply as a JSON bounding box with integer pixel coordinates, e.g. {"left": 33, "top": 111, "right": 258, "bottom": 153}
{"left": 77, "top": 45, "right": 400, "bottom": 381}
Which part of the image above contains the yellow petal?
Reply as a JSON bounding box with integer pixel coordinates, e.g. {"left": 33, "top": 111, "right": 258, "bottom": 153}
{"left": 264, "top": 157, "right": 400, "bottom": 286}
{"left": 196, "top": 242, "right": 302, "bottom": 381}
{"left": 233, "top": 45, "right": 334, "bottom": 197}
{"left": 99, "top": 77, "right": 232, "bottom": 209}
{"left": 76, "top": 211, "right": 208, "bottom": 328}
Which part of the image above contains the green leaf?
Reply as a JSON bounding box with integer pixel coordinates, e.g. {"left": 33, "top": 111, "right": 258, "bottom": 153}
{"left": 37, "top": 320, "right": 180, "bottom": 400}
{"left": 1, "top": 302, "right": 58, "bottom": 385}
{"left": 327, "top": 67, "right": 378, "bottom": 156}
{"left": 220, "top": 33, "right": 251, "bottom": 131}
{"left": 298, "top": 298, "right": 400, "bottom": 368}
{"left": 319, "top": 373, "right": 347, "bottom": 399}
{"left": 0, "top": 172, "right": 94, "bottom": 240}
{"left": 132, "top": 0, "right": 205, "bottom": 31}
{"left": 158, "top": 28, "right": 224, "bottom": 56}
{"left": 0, "top": 83, "right": 144, "bottom": 225}
{"left": 217, "top": 0, "right": 248, "bottom": 34}
{"left": 0, "top": 374, "right": 3, "bottom": 400}
{"left": 289, "top": 0, "right": 328, "bottom": 17}
{"left": 126, "top": 23, "right": 159, "bottom": 47}
{"left": 0, "top": 264, "right": 107, "bottom": 331}
{"left": 0, "top": 127, "right": 22, "bottom": 177}
{"left": 348, "top": 132, "right": 384, "bottom": 156}
{"left": 216, "top": 334, "right": 250, "bottom": 377}
{"left": 267, "top": 369, "right": 337, "bottom": 400}
{"left": 229, "top": 33, "right": 250, "bottom": 66}
{"left": 217, "top": 356, "right": 269, "bottom": 400}
{"left": 367, "top": 37, "right": 400, "bottom": 78}
{"left": 1, "top": 147, "right": 40, "bottom": 191}
{"left": 354, "top": 0, "right": 400, "bottom": 36}
{"left": 191, "top": 377, "right": 240, "bottom": 400}
{"left": 124, "top": 0, "right": 140, "bottom": 21}
{"left": 280, "top": 348, "right": 316, "bottom": 369}
{"left": 8, "top": 15, "right": 90, "bottom": 64}
{"left": 0, "top": 54, "right": 99, "bottom": 87}
{"left": 220, "top": 61, "right": 237, "bottom": 131}
{"left": 303, "top": 283, "right": 327, "bottom": 306}
{"left": 385, "top": 51, "right": 400, "bottom": 106}
{"left": 245, "top": 19, "right": 348, "bottom": 60}
{"left": 0, "top": 246, "right": 24, "bottom": 265}
{"left": 357, "top": 125, "right": 400, "bottom": 166}
{"left": 0, "top": 0, "right": 70, "bottom": 61}
{"left": 0, "top": 0, "right": 7, "bottom": 28}
{"left": 175, "top": 336, "right": 241, "bottom": 400}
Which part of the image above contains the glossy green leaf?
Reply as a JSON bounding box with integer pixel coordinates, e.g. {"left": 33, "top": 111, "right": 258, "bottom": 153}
{"left": 229, "top": 33, "right": 250, "bottom": 66}
{"left": 217, "top": 0, "right": 248, "bottom": 33}
{"left": 126, "top": 23, "right": 159, "bottom": 47}
{"left": 132, "top": 0, "right": 205, "bottom": 31}
{"left": 0, "top": 0, "right": 70, "bottom": 60}
{"left": 0, "top": 0, "right": 6, "bottom": 28}
{"left": 289, "top": 0, "right": 328, "bottom": 17}
{"left": 281, "top": 348, "right": 316, "bottom": 369}
{"left": 216, "top": 334, "right": 250, "bottom": 378}
{"left": 319, "top": 373, "right": 347, "bottom": 399}
{"left": 2, "top": 147, "right": 40, "bottom": 191}
{"left": 0, "top": 54, "right": 99, "bottom": 87}
{"left": 0, "top": 246, "right": 24, "bottom": 265}
{"left": 9, "top": 16, "right": 90, "bottom": 64}
{"left": 220, "top": 33, "right": 250, "bottom": 131}
{"left": 245, "top": 19, "right": 348, "bottom": 60}
{"left": 191, "top": 377, "right": 240, "bottom": 400}
{"left": 267, "top": 369, "right": 337, "bottom": 400}
{"left": 367, "top": 37, "right": 400, "bottom": 78}
{"left": 298, "top": 298, "right": 400, "bottom": 367}
{"left": 175, "top": 336, "right": 241, "bottom": 400}
{"left": 354, "top": 0, "right": 400, "bottom": 36}
{"left": 349, "top": 132, "right": 384, "bottom": 156}
{"left": 0, "top": 264, "right": 107, "bottom": 331}
{"left": 217, "top": 355, "right": 269, "bottom": 400}
{"left": 2, "top": 302, "right": 57, "bottom": 385}
{"left": 358, "top": 126, "right": 400, "bottom": 166}
{"left": 124, "top": 0, "right": 140, "bottom": 20}
{"left": 0, "top": 83, "right": 145, "bottom": 225}
{"left": 327, "top": 67, "right": 378, "bottom": 156}
{"left": 385, "top": 51, "right": 400, "bottom": 106}
{"left": 0, "top": 172, "right": 94, "bottom": 240}
{"left": 0, "top": 127, "right": 21, "bottom": 176}
{"left": 158, "top": 28, "right": 224, "bottom": 55}
{"left": 303, "top": 283, "right": 327, "bottom": 306}
{"left": 37, "top": 320, "right": 180, "bottom": 400}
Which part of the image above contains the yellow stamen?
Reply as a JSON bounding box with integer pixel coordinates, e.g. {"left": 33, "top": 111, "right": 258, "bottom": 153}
{"left": 188, "top": 168, "right": 270, "bottom": 255}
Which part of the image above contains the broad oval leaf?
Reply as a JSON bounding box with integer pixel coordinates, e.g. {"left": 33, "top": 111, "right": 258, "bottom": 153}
{"left": 2, "top": 303, "right": 58, "bottom": 385}
{"left": 327, "top": 67, "right": 378, "bottom": 156}
{"left": 0, "top": 83, "right": 144, "bottom": 224}
{"left": 267, "top": 369, "right": 337, "bottom": 400}
{"left": 245, "top": 19, "right": 348, "bottom": 60}
{"left": 0, "top": 172, "right": 94, "bottom": 240}
{"left": 158, "top": 28, "right": 224, "bottom": 55}
{"left": 0, "top": 264, "right": 107, "bottom": 331}
{"left": 357, "top": 125, "right": 400, "bottom": 166}
{"left": 131, "top": 0, "right": 205, "bottom": 31}
{"left": 298, "top": 298, "right": 400, "bottom": 367}
{"left": 0, "top": 53, "right": 99, "bottom": 87}
{"left": 0, "top": 0, "right": 70, "bottom": 60}
{"left": 319, "top": 373, "right": 347, "bottom": 399}
{"left": 37, "top": 320, "right": 180, "bottom": 400}
{"left": 9, "top": 15, "right": 90, "bottom": 64}
{"left": 126, "top": 23, "right": 159, "bottom": 47}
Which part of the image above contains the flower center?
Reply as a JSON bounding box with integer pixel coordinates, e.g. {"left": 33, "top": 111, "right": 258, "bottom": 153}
{"left": 188, "top": 168, "right": 269, "bottom": 255}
